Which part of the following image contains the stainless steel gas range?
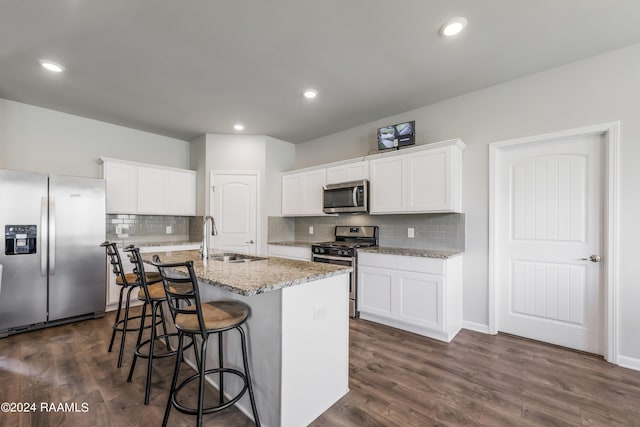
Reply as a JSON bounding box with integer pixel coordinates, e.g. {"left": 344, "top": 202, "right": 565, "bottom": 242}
{"left": 311, "top": 226, "right": 379, "bottom": 318}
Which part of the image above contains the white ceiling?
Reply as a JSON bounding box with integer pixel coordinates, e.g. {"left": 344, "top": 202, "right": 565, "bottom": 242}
{"left": 2, "top": 1, "right": 640, "bottom": 143}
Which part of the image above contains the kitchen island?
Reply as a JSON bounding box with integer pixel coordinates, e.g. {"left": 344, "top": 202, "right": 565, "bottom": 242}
{"left": 141, "top": 249, "right": 351, "bottom": 427}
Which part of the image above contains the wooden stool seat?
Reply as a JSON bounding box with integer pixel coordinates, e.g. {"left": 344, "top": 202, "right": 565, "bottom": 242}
{"left": 117, "top": 271, "right": 161, "bottom": 285}
{"left": 137, "top": 283, "right": 166, "bottom": 301}
{"left": 175, "top": 301, "right": 249, "bottom": 333}
{"left": 137, "top": 282, "right": 193, "bottom": 301}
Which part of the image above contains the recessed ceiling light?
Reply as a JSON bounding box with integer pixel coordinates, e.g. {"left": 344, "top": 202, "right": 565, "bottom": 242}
{"left": 38, "top": 59, "right": 65, "bottom": 73}
{"left": 234, "top": 123, "right": 245, "bottom": 131}
{"left": 440, "top": 17, "right": 467, "bottom": 37}
{"left": 303, "top": 89, "right": 318, "bottom": 99}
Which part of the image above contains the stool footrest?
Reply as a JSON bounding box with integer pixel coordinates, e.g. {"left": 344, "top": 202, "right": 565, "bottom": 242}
{"left": 172, "top": 368, "right": 248, "bottom": 416}
{"left": 111, "top": 313, "right": 162, "bottom": 333}
{"left": 133, "top": 334, "right": 195, "bottom": 359}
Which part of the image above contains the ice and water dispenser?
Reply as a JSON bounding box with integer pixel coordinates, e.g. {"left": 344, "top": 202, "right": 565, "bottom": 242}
{"left": 4, "top": 225, "right": 37, "bottom": 255}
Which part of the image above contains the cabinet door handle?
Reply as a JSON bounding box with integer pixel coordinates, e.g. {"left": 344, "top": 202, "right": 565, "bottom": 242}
{"left": 246, "top": 240, "right": 255, "bottom": 244}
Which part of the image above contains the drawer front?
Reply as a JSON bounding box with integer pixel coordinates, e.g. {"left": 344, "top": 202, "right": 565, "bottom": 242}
{"left": 268, "top": 245, "right": 311, "bottom": 261}
{"left": 396, "top": 256, "right": 445, "bottom": 275}
{"left": 357, "top": 252, "right": 396, "bottom": 269}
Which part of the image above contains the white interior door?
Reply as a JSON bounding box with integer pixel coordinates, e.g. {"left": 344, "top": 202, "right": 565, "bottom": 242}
{"left": 495, "top": 134, "right": 604, "bottom": 354}
{"left": 210, "top": 172, "right": 258, "bottom": 255}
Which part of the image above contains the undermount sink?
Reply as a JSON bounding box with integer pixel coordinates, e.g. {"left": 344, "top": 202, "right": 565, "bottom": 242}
{"left": 208, "top": 253, "right": 267, "bottom": 263}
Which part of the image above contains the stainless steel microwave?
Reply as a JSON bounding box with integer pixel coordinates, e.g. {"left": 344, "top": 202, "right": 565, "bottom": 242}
{"left": 323, "top": 180, "right": 369, "bottom": 214}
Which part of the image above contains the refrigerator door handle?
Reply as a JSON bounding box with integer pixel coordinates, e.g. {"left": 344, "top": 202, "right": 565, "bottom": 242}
{"left": 49, "top": 196, "right": 56, "bottom": 275}
{"left": 41, "top": 196, "right": 48, "bottom": 276}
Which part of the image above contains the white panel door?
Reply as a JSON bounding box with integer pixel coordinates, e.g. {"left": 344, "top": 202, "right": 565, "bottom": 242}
{"left": 167, "top": 170, "right": 196, "bottom": 216}
{"left": 369, "top": 156, "right": 405, "bottom": 213}
{"left": 326, "top": 161, "right": 369, "bottom": 184}
{"left": 137, "top": 166, "right": 167, "bottom": 214}
{"left": 358, "top": 266, "right": 394, "bottom": 317}
{"left": 496, "top": 134, "right": 603, "bottom": 354}
{"left": 210, "top": 172, "right": 257, "bottom": 255}
{"left": 406, "top": 148, "right": 449, "bottom": 211}
{"left": 281, "top": 174, "right": 302, "bottom": 216}
{"left": 103, "top": 161, "right": 137, "bottom": 213}
{"left": 301, "top": 169, "right": 326, "bottom": 215}
{"left": 397, "top": 271, "right": 443, "bottom": 330}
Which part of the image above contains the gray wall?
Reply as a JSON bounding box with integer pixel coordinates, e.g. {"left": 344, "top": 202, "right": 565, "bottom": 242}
{"left": 0, "top": 98, "right": 190, "bottom": 177}
{"left": 293, "top": 43, "right": 640, "bottom": 360}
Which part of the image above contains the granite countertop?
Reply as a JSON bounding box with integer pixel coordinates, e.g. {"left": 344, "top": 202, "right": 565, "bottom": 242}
{"left": 138, "top": 241, "right": 201, "bottom": 248}
{"left": 115, "top": 241, "right": 201, "bottom": 248}
{"left": 141, "top": 249, "right": 351, "bottom": 296}
{"left": 268, "top": 241, "right": 318, "bottom": 247}
{"left": 358, "top": 246, "right": 464, "bottom": 259}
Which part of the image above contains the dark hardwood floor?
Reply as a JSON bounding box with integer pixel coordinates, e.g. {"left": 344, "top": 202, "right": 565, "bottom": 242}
{"left": 2, "top": 310, "right": 640, "bottom": 426}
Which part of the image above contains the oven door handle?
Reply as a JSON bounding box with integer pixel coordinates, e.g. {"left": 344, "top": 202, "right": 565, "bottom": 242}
{"left": 313, "top": 254, "right": 354, "bottom": 263}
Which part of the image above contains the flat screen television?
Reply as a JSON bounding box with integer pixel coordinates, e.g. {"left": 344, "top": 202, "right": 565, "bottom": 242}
{"left": 377, "top": 121, "right": 415, "bottom": 150}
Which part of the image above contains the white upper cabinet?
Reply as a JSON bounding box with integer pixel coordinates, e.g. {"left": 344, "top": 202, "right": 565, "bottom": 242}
{"left": 280, "top": 138, "right": 464, "bottom": 216}
{"left": 137, "top": 166, "right": 167, "bottom": 214}
{"left": 281, "top": 174, "right": 302, "bottom": 215}
{"left": 102, "top": 158, "right": 196, "bottom": 216}
{"left": 326, "top": 161, "right": 369, "bottom": 184}
{"left": 369, "top": 156, "right": 405, "bottom": 213}
{"left": 167, "top": 170, "right": 197, "bottom": 216}
{"left": 281, "top": 169, "right": 326, "bottom": 216}
{"left": 370, "top": 139, "right": 464, "bottom": 214}
{"left": 103, "top": 160, "right": 137, "bottom": 214}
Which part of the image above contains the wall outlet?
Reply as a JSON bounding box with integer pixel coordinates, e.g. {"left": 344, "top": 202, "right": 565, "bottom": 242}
{"left": 309, "top": 226, "right": 314, "bottom": 235}
{"left": 115, "top": 224, "right": 123, "bottom": 235}
{"left": 166, "top": 225, "right": 172, "bottom": 234}
{"left": 408, "top": 227, "right": 415, "bottom": 238}
{"left": 313, "top": 304, "right": 327, "bottom": 320}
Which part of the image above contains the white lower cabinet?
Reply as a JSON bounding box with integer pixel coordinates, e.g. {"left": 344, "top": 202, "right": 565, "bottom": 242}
{"left": 358, "top": 251, "right": 462, "bottom": 342}
{"left": 268, "top": 244, "right": 311, "bottom": 261}
{"left": 358, "top": 266, "right": 394, "bottom": 317}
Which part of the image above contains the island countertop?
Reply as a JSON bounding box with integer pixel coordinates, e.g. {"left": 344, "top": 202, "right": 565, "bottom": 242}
{"left": 141, "top": 249, "right": 351, "bottom": 296}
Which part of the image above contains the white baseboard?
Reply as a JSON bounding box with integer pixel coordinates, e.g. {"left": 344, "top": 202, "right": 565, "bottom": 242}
{"left": 462, "top": 320, "right": 490, "bottom": 334}
{"left": 618, "top": 355, "right": 640, "bottom": 372}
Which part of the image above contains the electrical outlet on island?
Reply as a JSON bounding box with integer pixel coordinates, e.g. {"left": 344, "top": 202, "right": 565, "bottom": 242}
{"left": 408, "top": 227, "right": 415, "bottom": 238}
{"left": 166, "top": 225, "right": 172, "bottom": 234}
{"left": 309, "top": 226, "right": 314, "bottom": 235}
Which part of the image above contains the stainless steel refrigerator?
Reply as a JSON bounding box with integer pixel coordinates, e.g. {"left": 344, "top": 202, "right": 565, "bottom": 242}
{"left": 0, "top": 169, "right": 106, "bottom": 337}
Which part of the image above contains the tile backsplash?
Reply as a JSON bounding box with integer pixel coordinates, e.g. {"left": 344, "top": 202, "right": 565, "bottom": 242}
{"left": 268, "top": 213, "right": 465, "bottom": 251}
{"left": 106, "top": 214, "right": 191, "bottom": 244}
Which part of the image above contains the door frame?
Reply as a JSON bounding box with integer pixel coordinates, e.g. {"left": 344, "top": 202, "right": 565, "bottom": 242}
{"left": 209, "top": 170, "right": 261, "bottom": 253}
{"left": 488, "top": 122, "right": 620, "bottom": 363}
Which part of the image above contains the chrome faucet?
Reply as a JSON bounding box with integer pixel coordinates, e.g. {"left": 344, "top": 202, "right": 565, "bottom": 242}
{"left": 201, "top": 215, "right": 218, "bottom": 259}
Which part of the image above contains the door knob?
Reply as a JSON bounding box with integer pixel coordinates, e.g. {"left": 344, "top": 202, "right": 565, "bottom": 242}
{"left": 246, "top": 240, "right": 255, "bottom": 244}
{"left": 581, "top": 255, "right": 601, "bottom": 263}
